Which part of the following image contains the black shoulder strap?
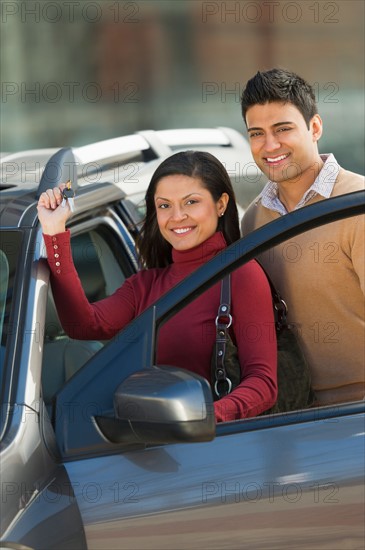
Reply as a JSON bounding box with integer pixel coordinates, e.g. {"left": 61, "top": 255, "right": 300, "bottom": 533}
{"left": 213, "top": 275, "right": 233, "bottom": 398}
{"left": 256, "top": 260, "right": 289, "bottom": 331}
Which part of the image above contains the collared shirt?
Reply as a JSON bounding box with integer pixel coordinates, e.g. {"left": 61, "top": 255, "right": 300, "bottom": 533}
{"left": 256, "top": 153, "right": 340, "bottom": 215}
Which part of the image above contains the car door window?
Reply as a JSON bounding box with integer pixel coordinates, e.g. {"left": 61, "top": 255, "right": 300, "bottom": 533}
{"left": 41, "top": 224, "right": 135, "bottom": 404}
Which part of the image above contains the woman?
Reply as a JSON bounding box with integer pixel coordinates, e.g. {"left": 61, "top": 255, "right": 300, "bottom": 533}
{"left": 37, "top": 151, "right": 277, "bottom": 422}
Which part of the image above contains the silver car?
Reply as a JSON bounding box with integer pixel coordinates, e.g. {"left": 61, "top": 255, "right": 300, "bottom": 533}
{"left": 0, "top": 131, "right": 364, "bottom": 549}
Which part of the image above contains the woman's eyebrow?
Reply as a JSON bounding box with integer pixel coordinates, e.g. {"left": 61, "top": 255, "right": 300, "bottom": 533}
{"left": 155, "top": 192, "right": 204, "bottom": 201}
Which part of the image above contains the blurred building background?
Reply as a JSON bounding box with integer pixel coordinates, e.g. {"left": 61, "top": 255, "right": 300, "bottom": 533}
{"left": 1, "top": 0, "right": 364, "bottom": 173}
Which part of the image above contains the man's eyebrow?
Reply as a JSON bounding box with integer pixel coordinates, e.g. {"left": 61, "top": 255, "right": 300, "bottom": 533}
{"left": 247, "top": 121, "right": 294, "bottom": 132}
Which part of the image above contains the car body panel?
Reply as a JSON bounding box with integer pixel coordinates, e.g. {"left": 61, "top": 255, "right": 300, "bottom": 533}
{"left": 1, "top": 421, "right": 87, "bottom": 549}
{"left": 65, "top": 411, "right": 364, "bottom": 549}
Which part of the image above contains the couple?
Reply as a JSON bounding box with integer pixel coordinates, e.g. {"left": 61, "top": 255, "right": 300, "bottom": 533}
{"left": 37, "top": 68, "right": 365, "bottom": 422}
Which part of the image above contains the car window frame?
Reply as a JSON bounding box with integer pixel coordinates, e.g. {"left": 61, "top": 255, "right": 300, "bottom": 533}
{"left": 68, "top": 210, "right": 138, "bottom": 274}
{"left": 0, "top": 227, "right": 52, "bottom": 441}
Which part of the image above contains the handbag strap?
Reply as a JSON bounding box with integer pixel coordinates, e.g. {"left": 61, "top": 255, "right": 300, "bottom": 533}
{"left": 256, "top": 261, "right": 289, "bottom": 332}
{"left": 213, "top": 275, "right": 233, "bottom": 398}
{"left": 212, "top": 264, "right": 287, "bottom": 398}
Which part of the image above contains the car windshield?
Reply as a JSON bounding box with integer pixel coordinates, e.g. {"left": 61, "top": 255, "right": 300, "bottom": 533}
{"left": 0, "top": 251, "right": 9, "bottom": 342}
{"left": 0, "top": 231, "right": 23, "bottom": 388}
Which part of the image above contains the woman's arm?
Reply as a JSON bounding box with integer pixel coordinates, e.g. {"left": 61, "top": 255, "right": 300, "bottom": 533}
{"left": 38, "top": 187, "right": 136, "bottom": 340}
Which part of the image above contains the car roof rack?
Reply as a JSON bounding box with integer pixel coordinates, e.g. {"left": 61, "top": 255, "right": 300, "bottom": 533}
{"left": 1, "top": 127, "right": 253, "bottom": 199}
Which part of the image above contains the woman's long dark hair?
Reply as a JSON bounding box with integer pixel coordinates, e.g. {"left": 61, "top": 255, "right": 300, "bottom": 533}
{"left": 136, "top": 150, "right": 240, "bottom": 268}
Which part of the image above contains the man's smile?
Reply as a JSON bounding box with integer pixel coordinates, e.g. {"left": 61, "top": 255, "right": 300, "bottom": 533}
{"left": 264, "top": 153, "right": 290, "bottom": 164}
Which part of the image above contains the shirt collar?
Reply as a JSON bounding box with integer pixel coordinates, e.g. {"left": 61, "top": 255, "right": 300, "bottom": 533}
{"left": 256, "top": 154, "right": 340, "bottom": 214}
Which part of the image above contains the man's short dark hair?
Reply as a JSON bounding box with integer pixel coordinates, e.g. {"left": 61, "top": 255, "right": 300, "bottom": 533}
{"left": 241, "top": 68, "right": 317, "bottom": 127}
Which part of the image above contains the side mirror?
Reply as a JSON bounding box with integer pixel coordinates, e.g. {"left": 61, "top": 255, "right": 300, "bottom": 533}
{"left": 96, "top": 366, "right": 216, "bottom": 445}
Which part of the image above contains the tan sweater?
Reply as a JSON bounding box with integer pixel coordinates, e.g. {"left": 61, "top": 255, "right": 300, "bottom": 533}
{"left": 241, "top": 168, "right": 365, "bottom": 405}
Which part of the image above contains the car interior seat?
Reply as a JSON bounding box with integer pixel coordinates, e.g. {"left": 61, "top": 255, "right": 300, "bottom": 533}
{"left": 41, "top": 290, "right": 104, "bottom": 403}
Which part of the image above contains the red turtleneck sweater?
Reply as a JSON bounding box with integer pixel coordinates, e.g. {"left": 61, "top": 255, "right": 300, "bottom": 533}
{"left": 44, "top": 231, "right": 277, "bottom": 422}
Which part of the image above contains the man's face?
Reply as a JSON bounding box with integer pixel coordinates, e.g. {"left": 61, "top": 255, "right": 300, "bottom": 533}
{"left": 245, "top": 101, "right": 323, "bottom": 186}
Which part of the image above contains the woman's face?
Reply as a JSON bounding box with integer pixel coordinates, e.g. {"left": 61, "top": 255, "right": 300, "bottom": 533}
{"left": 154, "top": 175, "right": 228, "bottom": 251}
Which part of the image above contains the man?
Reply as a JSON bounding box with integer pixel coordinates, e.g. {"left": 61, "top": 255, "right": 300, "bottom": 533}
{"left": 240, "top": 68, "right": 364, "bottom": 406}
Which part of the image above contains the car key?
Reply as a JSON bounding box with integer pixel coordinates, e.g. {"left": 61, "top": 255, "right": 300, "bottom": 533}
{"left": 61, "top": 180, "right": 75, "bottom": 212}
